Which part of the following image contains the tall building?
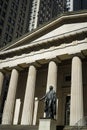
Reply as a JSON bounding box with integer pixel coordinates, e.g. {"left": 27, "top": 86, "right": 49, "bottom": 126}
{"left": 29, "top": 0, "right": 87, "bottom": 31}
{"left": 0, "top": 0, "right": 32, "bottom": 48}
{"left": 29, "top": 0, "right": 67, "bottom": 31}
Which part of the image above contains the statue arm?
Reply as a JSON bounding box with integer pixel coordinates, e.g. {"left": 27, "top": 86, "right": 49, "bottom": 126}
{"left": 39, "top": 94, "right": 46, "bottom": 101}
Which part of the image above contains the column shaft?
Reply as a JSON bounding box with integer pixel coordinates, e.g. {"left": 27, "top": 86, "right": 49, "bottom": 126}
{"left": 70, "top": 57, "right": 84, "bottom": 126}
{"left": 2, "top": 69, "right": 19, "bottom": 124}
{"left": 46, "top": 61, "right": 57, "bottom": 92}
{"left": 21, "top": 65, "right": 36, "bottom": 125}
{"left": 0, "top": 72, "right": 4, "bottom": 98}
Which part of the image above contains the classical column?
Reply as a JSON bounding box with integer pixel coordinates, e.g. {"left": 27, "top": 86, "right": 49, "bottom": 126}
{"left": 0, "top": 72, "right": 4, "bottom": 98}
{"left": 2, "top": 69, "right": 19, "bottom": 124}
{"left": 33, "top": 97, "right": 39, "bottom": 125}
{"left": 70, "top": 56, "right": 84, "bottom": 126}
{"left": 21, "top": 65, "right": 36, "bottom": 125}
{"left": 46, "top": 61, "right": 57, "bottom": 92}
{"left": 43, "top": 61, "right": 57, "bottom": 118}
{"left": 13, "top": 99, "right": 21, "bottom": 124}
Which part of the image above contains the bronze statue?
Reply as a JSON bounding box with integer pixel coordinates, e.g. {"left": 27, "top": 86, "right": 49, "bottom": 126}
{"left": 40, "top": 86, "right": 56, "bottom": 119}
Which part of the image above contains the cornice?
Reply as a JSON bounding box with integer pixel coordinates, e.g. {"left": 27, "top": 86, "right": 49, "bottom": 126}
{"left": 0, "top": 38, "right": 87, "bottom": 70}
{"left": 0, "top": 26, "right": 87, "bottom": 59}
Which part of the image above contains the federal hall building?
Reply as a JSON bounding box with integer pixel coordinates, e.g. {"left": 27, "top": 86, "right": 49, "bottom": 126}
{"left": 0, "top": 11, "right": 87, "bottom": 130}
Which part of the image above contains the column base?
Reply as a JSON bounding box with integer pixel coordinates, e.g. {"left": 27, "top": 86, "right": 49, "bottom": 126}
{"left": 38, "top": 118, "right": 57, "bottom": 130}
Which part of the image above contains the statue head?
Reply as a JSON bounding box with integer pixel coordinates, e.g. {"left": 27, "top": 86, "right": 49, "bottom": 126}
{"left": 49, "top": 86, "right": 53, "bottom": 91}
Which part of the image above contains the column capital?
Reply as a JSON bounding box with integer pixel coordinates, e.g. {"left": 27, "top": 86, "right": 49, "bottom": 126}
{"left": 48, "top": 59, "right": 58, "bottom": 65}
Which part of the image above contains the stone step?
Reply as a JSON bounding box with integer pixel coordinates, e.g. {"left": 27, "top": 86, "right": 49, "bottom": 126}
{"left": 0, "top": 125, "right": 38, "bottom": 130}
{"left": 64, "top": 126, "right": 87, "bottom": 130}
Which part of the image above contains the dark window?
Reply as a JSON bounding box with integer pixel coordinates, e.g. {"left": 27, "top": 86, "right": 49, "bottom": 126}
{"left": 2, "top": 11, "right": 6, "bottom": 18}
{"left": 4, "top": 3, "right": 7, "bottom": 9}
{"left": 15, "top": 5, "right": 18, "bottom": 11}
{"left": 21, "top": 20, "right": 24, "bottom": 25}
{"left": 10, "top": 28, "right": 13, "bottom": 34}
{"left": 15, "top": 32, "right": 19, "bottom": 38}
{"left": 8, "top": 36, "right": 12, "bottom": 42}
{"left": 15, "top": 0, "right": 19, "bottom": 4}
{"left": 22, "top": 13, "right": 25, "bottom": 17}
{"left": 11, "top": 19, "right": 15, "bottom": 26}
{"left": 6, "top": 25, "right": 10, "bottom": 31}
{"left": 13, "top": 12, "right": 16, "bottom": 18}
{"left": 18, "top": 17, "right": 21, "bottom": 22}
{"left": 0, "top": 1, "right": 3, "bottom": 6}
{"left": 65, "top": 75, "right": 71, "bottom": 82}
{"left": 10, "top": 9, "right": 13, "bottom": 15}
{"left": 8, "top": 17, "right": 11, "bottom": 23}
{"left": 0, "top": 19, "right": 4, "bottom": 26}
{"left": 0, "top": 28, "right": 2, "bottom": 35}
{"left": 11, "top": 2, "right": 14, "bottom": 8}
{"left": 4, "top": 33, "right": 8, "bottom": 40}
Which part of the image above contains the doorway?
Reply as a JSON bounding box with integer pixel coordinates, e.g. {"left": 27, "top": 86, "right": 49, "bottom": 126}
{"left": 65, "top": 95, "right": 70, "bottom": 125}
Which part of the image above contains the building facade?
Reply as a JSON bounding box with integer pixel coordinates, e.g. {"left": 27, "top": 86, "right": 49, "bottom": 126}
{"left": 0, "top": 0, "right": 32, "bottom": 48}
{"left": 29, "top": 0, "right": 67, "bottom": 31}
{"left": 0, "top": 11, "right": 87, "bottom": 130}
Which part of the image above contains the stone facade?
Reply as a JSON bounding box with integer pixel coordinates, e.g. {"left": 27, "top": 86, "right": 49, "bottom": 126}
{"left": 0, "top": 11, "right": 87, "bottom": 129}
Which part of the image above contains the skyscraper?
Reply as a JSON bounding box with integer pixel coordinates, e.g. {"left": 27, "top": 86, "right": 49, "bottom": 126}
{"left": 0, "top": 0, "right": 32, "bottom": 48}
{"left": 29, "top": 0, "right": 67, "bottom": 31}
{"left": 29, "top": 0, "right": 87, "bottom": 31}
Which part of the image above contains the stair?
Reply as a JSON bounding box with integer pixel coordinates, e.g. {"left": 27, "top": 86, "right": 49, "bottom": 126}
{"left": 63, "top": 126, "right": 87, "bottom": 130}
{"left": 0, "top": 125, "right": 38, "bottom": 130}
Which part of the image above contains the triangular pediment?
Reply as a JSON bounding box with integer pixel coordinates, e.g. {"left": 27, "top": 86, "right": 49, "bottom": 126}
{"left": 0, "top": 10, "right": 87, "bottom": 55}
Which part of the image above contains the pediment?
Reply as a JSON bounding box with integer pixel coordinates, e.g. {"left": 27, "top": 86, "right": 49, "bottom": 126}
{"left": 1, "top": 11, "right": 87, "bottom": 55}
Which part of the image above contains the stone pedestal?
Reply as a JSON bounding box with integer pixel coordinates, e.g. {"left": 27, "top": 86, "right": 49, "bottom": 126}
{"left": 38, "top": 119, "right": 56, "bottom": 130}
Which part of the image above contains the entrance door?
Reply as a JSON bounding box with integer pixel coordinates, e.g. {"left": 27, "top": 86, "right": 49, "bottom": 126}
{"left": 65, "top": 96, "right": 70, "bottom": 125}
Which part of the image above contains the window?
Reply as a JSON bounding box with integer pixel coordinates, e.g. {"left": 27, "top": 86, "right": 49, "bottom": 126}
{"left": 65, "top": 75, "right": 71, "bottom": 82}
{"left": 4, "top": 33, "right": 8, "bottom": 40}
{"left": 8, "top": 36, "right": 12, "bottom": 42}
{"left": 22, "top": 13, "right": 25, "bottom": 17}
{"left": 4, "top": 3, "right": 7, "bottom": 9}
{"left": 11, "top": 2, "right": 14, "bottom": 8}
{"left": 15, "top": 0, "right": 19, "bottom": 4}
{"left": 13, "top": 12, "right": 16, "bottom": 18}
{"left": 10, "top": 9, "right": 13, "bottom": 15}
{"left": 15, "top": 5, "right": 18, "bottom": 11}
{"left": 11, "top": 20, "right": 15, "bottom": 26}
{"left": 21, "top": 20, "right": 24, "bottom": 25}
{"left": 0, "top": 28, "right": 2, "bottom": 35}
{"left": 2, "top": 11, "right": 6, "bottom": 18}
{"left": 10, "top": 28, "right": 13, "bottom": 34}
{"left": 0, "top": 19, "right": 4, "bottom": 26}
{"left": 6, "top": 25, "right": 10, "bottom": 31}
{"left": 18, "top": 17, "right": 21, "bottom": 22}
{"left": 8, "top": 17, "right": 11, "bottom": 23}
{"left": 0, "top": 1, "right": 3, "bottom": 6}
{"left": 15, "top": 32, "right": 19, "bottom": 38}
